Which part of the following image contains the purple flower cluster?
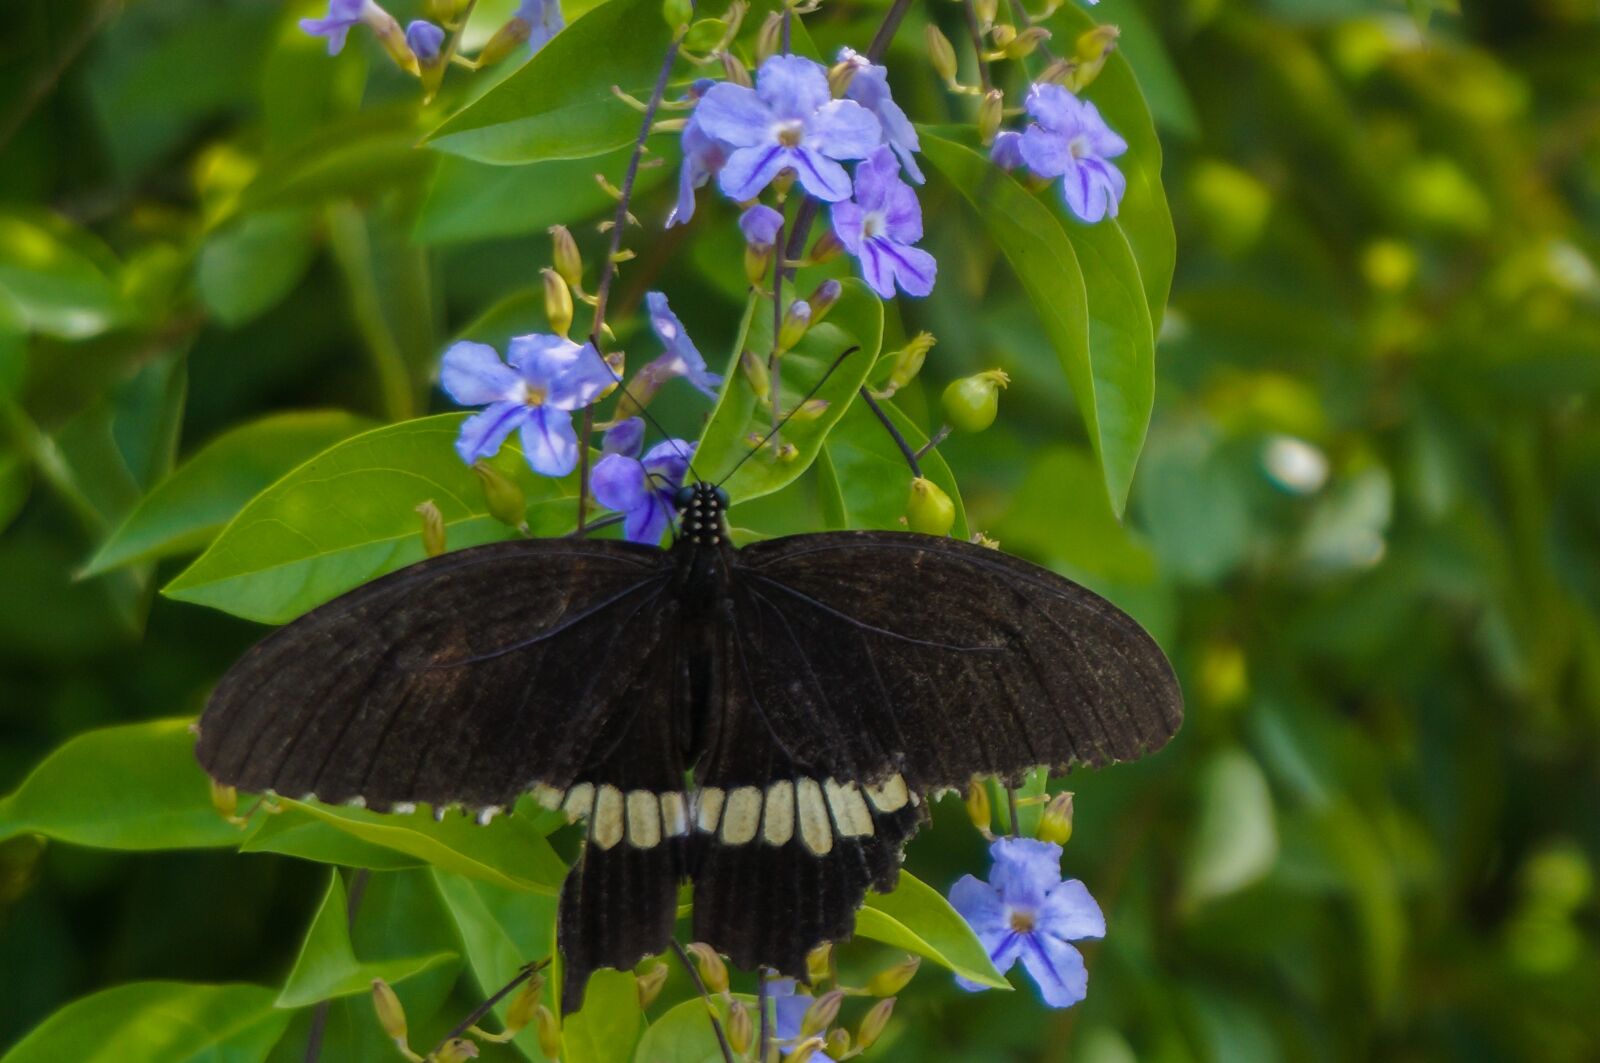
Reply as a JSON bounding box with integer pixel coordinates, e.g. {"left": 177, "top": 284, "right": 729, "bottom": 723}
{"left": 993, "top": 83, "right": 1129, "bottom": 224}
{"left": 673, "top": 51, "right": 936, "bottom": 300}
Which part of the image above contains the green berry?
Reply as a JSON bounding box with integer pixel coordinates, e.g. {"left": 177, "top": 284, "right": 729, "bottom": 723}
{"left": 906, "top": 477, "right": 955, "bottom": 536}
{"left": 941, "top": 369, "right": 1010, "bottom": 433}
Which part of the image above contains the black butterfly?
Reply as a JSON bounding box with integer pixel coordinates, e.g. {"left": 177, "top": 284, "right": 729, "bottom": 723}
{"left": 195, "top": 481, "right": 1181, "bottom": 1011}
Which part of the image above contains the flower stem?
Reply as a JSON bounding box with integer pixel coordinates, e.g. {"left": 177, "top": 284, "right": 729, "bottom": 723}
{"left": 858, "top": 388, "right": 922, "bottom": 479}
{"left": 963, "top": 0, "right": 994, "bottom": 93}
{"left": 328, "top": 202, "right": 416, "bottom": 423}
{"left": 1007, "top": 0, "right": 1059, "bottom": 63}
{"left": 671, "top": 940, "right": 736, "bottom": 1063}
{"left": 426, "top": 959, "right": 548, "bottom": 1059}
{"left": 758, "top": 969, "right": 773, "bottom": 1062}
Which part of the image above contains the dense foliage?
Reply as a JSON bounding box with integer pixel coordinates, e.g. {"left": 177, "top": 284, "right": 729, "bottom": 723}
{"left": 2, "top": 0, "right": 1597, "bottom": 1060}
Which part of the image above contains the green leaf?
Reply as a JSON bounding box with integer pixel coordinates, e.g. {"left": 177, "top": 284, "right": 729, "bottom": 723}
{"left": 856, "top": 870, "right": 1008, "bottom": 989}
{"left": 0, "top": 718, "right": 247, "bottom": 850}
{"left": 1094, "top": 0, "right": 1200, "bottom": 139}
{"left": 0, "top": 211, "right": 124, "bottom": 340}
{"left": 432, "top": 869, "right": 559, "bottom": 1060}
{"left": 240, "top": 811, "right": 424, "bottom": 872}
{"left": 85, "top": 410, "right": 375, "bottom": 577}
{"left": 427, "top": 0, "right": 676, "bottom": 165}
{"left": 921, "top": 133, "right": 1154, "bottom": 514}
{"left": 696, "top": 281, "right": 884, "bottom": 510}
{"left": 562, "top": 970, "right": 644, "bottom": 1063}
{"left": 631, "top": 995, "right": 753, "bottom": 1063}
{"left": 242, "top": 108, "right": 433, "bottom": 211}
{"left": 274, "top": 798, "right": 568, "bottom": 894}
{"left": 1180, "top": 747, "right": 1279, "bottom": 909}
{"left": 0, "top": 982, "right": 290, "bottom": 1063}
{"left": 993, "top": 446, "right": 1157, "bottom": 584}
{"left": 818, "top": 396, "right": 968, "bottom": 538}
{"left": 163, "top": 414, "right": 579, "bottom": 624}
{"left": 276, "top": 871, "right": 458, "bottom": 1009}
{"left": 198, "top": 209, "right": 318, "bottom": 326}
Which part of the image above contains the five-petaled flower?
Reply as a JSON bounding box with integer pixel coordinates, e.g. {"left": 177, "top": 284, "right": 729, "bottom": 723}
{"left": 831, "top": 146, "right": 936, "bottom": 299}
{"left": 634, "top": 292, "right": 722, "bottom": 400}
{"left": 836, "top": 47, "right": 924, "bottom": 185}
{"left": 590, "top": 419, "right": 694, "bottom": 545}
{"left": 695, "top": 55, "right": 882, "bottom": 204}
{"left": 949, "top": 837, "right": 1105, "bottom": 1008}
{"left": 1015, "top": 83, "right": 1128, "bottom": 224}
{"left": 300, "top": 0, "right": 391, "bottom": 54}
{"left": 441, "top": 334, "right": 615, "bottom": 478}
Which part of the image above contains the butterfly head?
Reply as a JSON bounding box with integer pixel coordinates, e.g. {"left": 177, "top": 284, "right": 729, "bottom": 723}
{"left": 673, "top": 482, "right": 730, "bottom": 546}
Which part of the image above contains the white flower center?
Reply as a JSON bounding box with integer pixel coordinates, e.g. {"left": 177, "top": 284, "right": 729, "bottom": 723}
{"left": 1068, "top": 135, "right": 1091, "bottom": 160}
{"left": 509, "top": 380, "right": 545, "bottom": 406}
{"left": 774, "top": 119, "right": 805, "bottom": 148}
{"left": 861, "top": 210, "right": 887, "bottom": 239}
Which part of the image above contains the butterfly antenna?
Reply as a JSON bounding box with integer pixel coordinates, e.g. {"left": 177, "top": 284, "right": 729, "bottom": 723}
{"left": 588, "top": 337, "right": 695, "bottom": 467}
{"left": 714, "top": 345, "right": 861, "bottom": 489}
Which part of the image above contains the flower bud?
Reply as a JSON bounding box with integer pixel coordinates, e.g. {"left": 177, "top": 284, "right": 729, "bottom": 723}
{"left": 479, "top": 17, "right": 533, "bottom": 66}
{"left": 686, "top": 943, "right": 730, "bottom": 995}
{"left": 866, "top": 954, "right": 921, "bottom": 997}
{"left": 965, "top": 779, "right": 992, "bottom": 834}
{"left": 740, "top": 349, "right": 771, "bottom": 403}
{"left": 785, "top": 399, "right": 829, "bottom": 423}
{"left": 741, "top": 204, "right": 783, "bottom": 285}
{"left": 975, "top": 0, "right": 998, "bottom": 28}
{"left": 828, "top": 59, "right": 859, "bottom": 98}
{"left": 210, "top": 779, "right": 238, "bottom": 821}
{"left": 991, "top": 24, "right": 1017, "bottom": 51}
{"left": 778, "top": 299, "right": 812, "bottom": 351}
{"left": 801, "top": 990, "right": 844, "bottom": 1038}
{"left": 407, "top": 20, "right": 447, "bottom": 98}
{"left": 978, "top": 89, "right": 1004, "bottom": 146}
{"left": 756, "top": 12, "right": 784, "bottom": 64}
{"left": 662, "top": 0, "right": 694, "bottom": 31}
{"left": 727, "top": 1000, "right": 754, "bottom": 1055}
{"left": 805, "top": 943, "right": 833, "bottom": 985}
{"left": 534, "top": 1004, "right": 562, "bottom": 1061}
{"left": 925, "top": 25, "right": 958, "bottom": 84}
{"left": 365, "top": 4, "right": 420, "bottom": 75}
{"left": 906, "top": 477, "right": 955, "bottom": 536}
{"left": 550, "top": 225, "right": 583, "bottom": 288}
{"left": 719, "top": 49, "right": 752, "bottom": 89}
{"left": 435, "top": 1038, "right": 479, "bottom": 1063}
{"left": 857, "top": 997, "right": 895, "bottom": 1049}
{"left": 472, "top": 461, "right": 528, "bottom": 532}
{"left": 425, "top": 0, "right": 470, "bottom": 23}
{"left": 503, "top": 973, "right": 544, "bottom": 1038}
{"left": 809, "top": 229, "right": 844, "bottom": 265}
{"left": 826, "top": 1028, "right": 852, "bottom": 1059}
{"left": 789, "top": 1037, "right": 829, "bottom": 1063}
{"left": 877, "top": 332, "right": 935, "bottom": 398}
{"left": 1071, "top": 25, "right": 1120, "bottom": 90}
{"left": 942, "top": 369, "right": 1010, "bottom": 433}
{"left": 1037, "top": 791, "right": 1075, "bottom": 845}
{"left": 543, "top": 268, "right": 574, "bottom": 337}
{"left": 773, "top": 441, "right": 799, "bottom": 462}
{"left": 636, "top": 961, "right": 669, "bottom": 1008}
{"left": 371, "top": 978, "right": 408, "bottom": 1045}
{"left": 415, "top": 500, "right": 447, "bottom": 557}
{"left": 1007, "top": 26, "right": 1052, "bottom": 59}
{"left": 806, "top": 279, "right": 841, "bottom": 324}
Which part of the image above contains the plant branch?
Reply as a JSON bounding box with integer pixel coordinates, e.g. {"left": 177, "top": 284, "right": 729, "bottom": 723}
{"left": 1007, "top": 0, "right": 1059, "bottom": 63}
{"left": 858, "top": 388, "right": 922, "bottom": 479}
{"left": 671, "top": 941, "right": 736, "bottom": 1063}
{"left": 964, "top": 0, "right": 994, "bottom": 92}
{"left": 426, "top": 960, "right": 548, "bottom": 1059}
{"left": 758, "top": 969, "right": 772, "bottom": 1063}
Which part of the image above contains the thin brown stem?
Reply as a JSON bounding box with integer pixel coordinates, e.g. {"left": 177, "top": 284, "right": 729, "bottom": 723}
{"left": 757, "top": 969, "right": 772, "bottom": 1062}
{"left": 1007, "top": 0, "right": 1059, "bottom": 63}
{"left": 426, "top": 960, "right": 548, "bottom": 1058}
{"left": 671, "top": 942, "right": 736, "bottom": 1063}
{"left": 964, "top": 0, "right": 994, "bottom": 92}
{"left": 858, "top": 389, "right": 922, "bottom": 479}
{"left": 770, "top": 212, "right": 787, "bottom": 438}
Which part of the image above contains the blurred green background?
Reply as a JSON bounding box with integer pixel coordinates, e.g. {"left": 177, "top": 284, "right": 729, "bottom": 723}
{"left": 2, "top": 0, "right": 1598, "bottom": 1060}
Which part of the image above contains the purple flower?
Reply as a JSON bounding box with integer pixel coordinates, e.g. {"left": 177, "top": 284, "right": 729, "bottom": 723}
{"left": 990, "top": 130, "right": 1026, "bottom": 171}
{"left": 300, "top": 0, "right": 382, "bottom": 54}
{"left": 406, "top": 19, "right": 445, "bottom": 63}
{"left": 590, "top": 420, "right": 694, "bottom": 545}
{"left": 516, "top": 0, "right": 565, "bottom": 53}
{"left": 769, "top": 980, "right": 836, "bottom": 1062}
{"left": 668, "top": 81, "right": 731, "bottom": 228}
{"left": 440, "top": 334, "right": 614, "bottom": 477}
{"left": 1019, "top": 84, "right": 1128, "bottom": 223}
{"left": 949, "top": 838, "right": 1105, "bottom": 1008}
{"left": 831, "top": 146, "right": 936, "bottom": 299}
{"left": 836, "top": 47, "right": 923, "bottom": 185}
{"left": 740, "top": 205, "right": 784, "bottom": 249}
{"left": 695, "top": 55, "right": 882, "bottom": 203}
{"left": 641, "top": 292, "right": 722, "bottom": 399}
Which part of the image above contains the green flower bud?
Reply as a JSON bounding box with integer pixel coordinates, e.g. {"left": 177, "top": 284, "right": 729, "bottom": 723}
{"left": 435, "top": 1038, "right": 478, "bottom": 1063}
{"left": 662, "top": 0, "right": 694, "bottom": 30}
{"left": 504, "top": 974, "right": 544, "bottom": 1038}
{"left": 828, "top": 59, "right": 859, "bottom": 98}
{"left": 740, "top": 349, "right": 772, "bottom": 404}
{"left": 728, "top": 1000, "right": 754, "bottom": 1055}
{"left": 472, "top": 461, "right": 528, "bottom": 533}
{"left": 543, "top": 267, "right": 574, "bottom": 337}
{"left": 942, "top": 369, "right": 1010, "bottom": 433}
{"left": 550, "top": 225, "right": 583, "bottom": 288}
{"left": 965, "top": 779, "right": 992, "bottom": 834}
{"left": 978, "top": 89, "right": 1004, "bottom": 146}
{"left": 806, "top": 943, "right": 833, "bottom": 985}
{"left": 777, "top": 299, "right": 812, "bottom": 351}
{"left": 806, "top": 279, "right": 841, "bottom": 324}
{"left": 534, "top": 1004, "right": 562, "bottom": 1061}
{"left": 1071, "top": 25, "right": 1119, "bottom": 91}
{"left": 876, "top": 331, "right": 935, "bottom": 398}
{"left": 825, "top": 1028, "right": 852, "bottom": 1059}
{"left": 636, "top": 961, "right": 669, "bottom": 1009}
{"left": 686, "top": 943, "right": 730, "bottom": 995}
{"left": 718, "top": 47, "right": 751, "bottom": 88}
{"left": 991, "top": 24, "right": 1017, "bottom": 51}
{"left": 809, "top": 228, "right": 844, "bottom": 265}
{"left": 1007, "top": 26, "right": 1052, "bottom": 59}
{"left": 415, "top": 500, "right": 446, "bottom": 558}
{"left": 801, "top": 989, "right": 844, "bottom": 1038}
{"left": 756, "top": 12, "right": 784, "bottom": 64}
{"left": 906, "top": 477, "right": 955, "bottom": 536}
{"left": 371, "top": 978, "right": 408, "bottom": 1045}
{"left": 210, "top": 779, "right": 239, "bottom": 822}
{"left": 477, "top": 17, "right": 532, "bottom": 67}
{"left": 1037, "top": 791, "right": 1075, "bottom": 845}
{"left": 866, "top": 955, "right": 920, "bottom": 998}
{"left": 784, "top": 398, "right": 830, "bottom": 423}
{"left": 926, "top": 24, "right": 958, "bottom": 84}
{"left": 856, "top": 997, "right": 895, "bottom": 1049}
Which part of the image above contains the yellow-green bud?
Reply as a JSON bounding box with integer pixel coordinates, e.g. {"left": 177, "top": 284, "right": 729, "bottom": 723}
{"left": 801, "top": 990, "right": 844, "bottom": 1038}
{"left": 718, "top": 48, "right": 752, "bottom": 88}
{"left": 990, "top": 24, "right": 1017, "bottom": 51}
{"left": 856, "top": 997, "right": 895, "bottom": 1049}
{"left": 686, "top": 17, "right": 730, "bottom": 52}
{"left": 686, "top": 943, "right": 730, "bottom": 995}
{"left": 965, "top": 779, "right": 992, "bottom": 834}
{"left": 534, "top": 1004, "right": 562, "bottom": 1061}
{"left": 745, "top": 242, "right": 773, "bottom": 287}
{"left": 1037, "top": 791, "right": 1075, "bottom": 845}
{"left": 785, "top": 398, "right": 829, "bottom": 423}
{"left": 1071, "top": 25, "right": 1119, "bottom": 90}
{"left": 364, "top": 6, "right": 419, "bottom": 75}
{"left": 1007, "top": 26, "right": 1052, "bottom": 59}
{"left": 543, "top": 268, "right": 574, "bottom": 337}
{"left": 789, "top": 1037, "right": 829, "bottom": 1063}
{"left": 756, "top": 12, "right": 784, "bottom": 64}
{"left": 426, "top": 0, "right": 470, "bottom": 22}
{"left": 550, "top": 225, "right": 583, "bottom": 288}
{"left": 727, "top": 1000, "right": 754, "bottom": 1055}
{"left": 774, "top": 441, "right": 799, "bottom": 463}
{"left": 806, "top": 943, "right": 833, "bottom": 984}
{"left": 806, "top": 279, "right": 841, "bottom": 324}
{"left": 880, "top": 332, "right": 935, "bottom": 397}
{"left": 810, "top": 229, "right": 844, "bottom": 265}
{"left": 435, "top": 1038, "right": 479, "bottom": 1063}
{"left": 210, "top": 779, "right": 238, "bottom": 821}
{"left": 974, "top": 0, "right": 998, "bottom": 29}
{"left": 471, "top": 461, "right": 528, "bottom": 532}
{"left": 740, "top": 349, "right": 772, "bottom": 404}
{"left": 415, "top": 500, "right": 447, "bottom": 557}
{"left": 371, "top": 979, "right": 408, "bottom": 1045}
{"left": 828, "top": 59, "right": 859, "bottom": 98}
{"left": 504, "top": 974, "right": 544, "bottom": 1038}
{"left": 942, "top": 369, "right": 1010, "bottom": 433}
{"left": 662, "top": 0, "right": 694, "bottom": 30}
{"left": 478, "top": 17, "right": 532, "bottom": 67}
{"left": 636, "top": 961, "right": 669, "bottom": 1009}
{"left": 777, "top": 299, "right": 812, "bottom": 351}
{"left": 978, "top": 89, "right": 1004, "bottom": 145}
{"left": 825, "top": 1028, "right": 852, "bottom": 1059}
{"left": 907, "top": 477, "right": 955, "bottom": 536}
{"left": 866, "top": 954, "right": 921, "bottom": 997}
{"left": 926, "top": 25, "right": 958, "bottom": 84}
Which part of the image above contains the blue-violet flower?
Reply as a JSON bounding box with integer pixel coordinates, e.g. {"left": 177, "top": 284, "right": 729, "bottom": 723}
{"left": 590, "top": 420, "right": 694, "bottom": 545}
{"left": 1019, "top": 83, "right": 1128, "bottom": 223}
{"left": 769, "top": 979, "right": 837, "bottom": 1062}
{"left": 406, "top": 19, "right": 445, "bottom": 63}
{"left": 516, "top": 0, "right": 565, "bottom": 54}
{"left": 695, "top": 55, "right": 882, "bottom": 203}
{"left": 441, "top": 334, "right": 614, "bottom": 477}
{"left": 949, "top": 837, "right": 1105, "bottom": 1008}
{"left": 669, "top": 80, "right": 731, "bottom": 228}
{"left": 831, "top": 146, "right": 936, "bottom": 299}
{"left": 836, "top": 47, "right": 924, "bottom": 184}
{"left": 640, "top": 292, "right": 722, "bottom": 399}
{"left": 300, "top": 0, "right": 389, "bottom": 54}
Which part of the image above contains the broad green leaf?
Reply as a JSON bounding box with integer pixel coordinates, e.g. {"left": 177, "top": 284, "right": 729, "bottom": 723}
{"left": 433, "top": 869, "right": 559, "bottom": 1060}
{"left": 86, "top": 410, "right": 375, "bottom": 576}
{"left": 242, "top": 108, "right": 434, "bottom": 211}
{"left": 276, "top": 871, "right": 458, "bottom": 1008}
{"left": 818, "top": 396, "right": 968, "bottom": 538}
{"left": 0, "top": 718, "right": 246, "bottom": 851}
{"left": 1094, "top": 0, "right": 1201, "bottom": 139}
{"left": 697, "top": 281, "right": 884, "bottom": 509}
{"left": 562, "top": 970, "right": 644, "bottom": 1063}
{"left": 164, "top": 414, "right": 579, "bottom": 624}
{"left": 994, "top": 446, "right": 1157, "bottom": 584}
{"left": 1180, "top": 747, "right": 1279, "bottom": 909}
{"left": 857, "top": 870, "right": 1008, "bottom": 989}
{"left": 427, "top": 0, "right": 676, "bottom": 165}
{"left": 240, "top": 811, "right": 424, "bottom": 872}
{"left": 0, "top": 450, "right": 30, "bottom": 535}
{"left": 275, "top": 798, "right": 568, "bottom": 894}
{"left": 0, "top": 981, "right": 289, "bottom": 1063}
{"left": 198, "top": 209, "right": 318, "bottom": 326}
{"left": 921, "top": 133, "right": 1153, "bottom": 514}
{"left": 631, "top": 995, "right": 754, "bottom": 1063}
{"left": 0, "top": 211, "right": 124, "bottom": 339}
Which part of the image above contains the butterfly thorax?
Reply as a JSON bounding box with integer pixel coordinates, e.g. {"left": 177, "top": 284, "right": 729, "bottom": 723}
{"left": 671, "top": 481, "right": 734, "bottom": 621}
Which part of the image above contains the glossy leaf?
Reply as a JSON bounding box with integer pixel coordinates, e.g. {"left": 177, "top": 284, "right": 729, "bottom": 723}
{"left": 240, "top": 811, "right": 423, "bottom": 872}
{"left": 0, "top": 982, "right": 288, "bottom": 1063}
{"left": 0, "top": 718, "right": 246, "bottom": 851}
{"left": 630, "top": 995, "right": 753, "bottom": 1063}
{"left": 857, "top": 870, "right": 1008, "bottom": 989}
{"left": 427, "top": 0, "right": 675, "bottom": 165}
{"left": 163, "top": 415, "right": 579, "bottom": 624}
{"left": 86, "top": 410, "right": 374, "bottom": 576}
{"left": 697, "top": 281, "right": 883, "bottom": 508}
{"left": 562, "top": 969, "right": 644, "bottom": 1063}
{"left": 0, "top": 211, "right": 124, "bottom": 340}
{"left": 197, "top": 209, "right": 318, "bottom": 326}
{"left": 818, "top": 396, "right": 969, "bottom": 538}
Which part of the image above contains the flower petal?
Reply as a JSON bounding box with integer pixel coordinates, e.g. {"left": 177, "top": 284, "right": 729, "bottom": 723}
{"left": 509, "top": 335, "right": 614, "bottom": 410}
{"left": 1019, "top": 124, "right": 1072, "bottom": 179}
{"left": 1018, "top": 934, "right": 1089, "bottom": 1009}
{"left": 789, "top": 147, "right": 853, "bottom": 203}
{"left": 441, "top": 341, "right": 520, "bottom": 406}
{"left": 719, "top": 144, "right": 794, "bottom": 202}
{"left": 806, "top": 99, "right": 883, "bottom": 161}
{"left": 1024, "top": 82, "right": 1082, "bottom": 134}
{"left": 739, "top": 204, "right": 784, "bottom": 248}
{"left": 988, "top": 837, "right": 1064, "bottom": 910}
{"left": 622, "top": 493, "right": 672, "bottom": 545}
{"left": 881, "top": 241, "right": 937, "bottom": 298}
{"left": 694, "top": 82, "right": 771, "bottom": 148}
{"left": 830, "top": 200, "right": 866, "bottom": 255}
{"left": 601, "top": 417, "right": 645, "bottom": 458}
{"left": 1082, "top": 100, "right": 1128, "bottom": 158}
{"left": 590, "top": 452, "right": 649, "bottom": 513}
{"left": 455, "top": 402, "right": 527, "bottom": 465}
{"left": 755, "top": 54, "right": 831, "bottom": 119}
{"left": 519, "top": 406, "right": 579, "bottom": 477}
{"left": 990, "top": 130, "right": 1026, "bottom": 171}
{"left": 858, "top": 241, "right": 897, "bottom": 299}
{"left": 949, "top": 874, "right": 1006, "bottom": 938}
{"left": 883, "top": 180, "right": 924, "bottom": 245}
{"left": 849, "top": 145, "right": 899, "bottom": 214}
{"left": 641, "top": 439, "right": 692, "bottom": 487}
{"left": 1039, "top": 878, "right": 1107, "bottom": 942}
